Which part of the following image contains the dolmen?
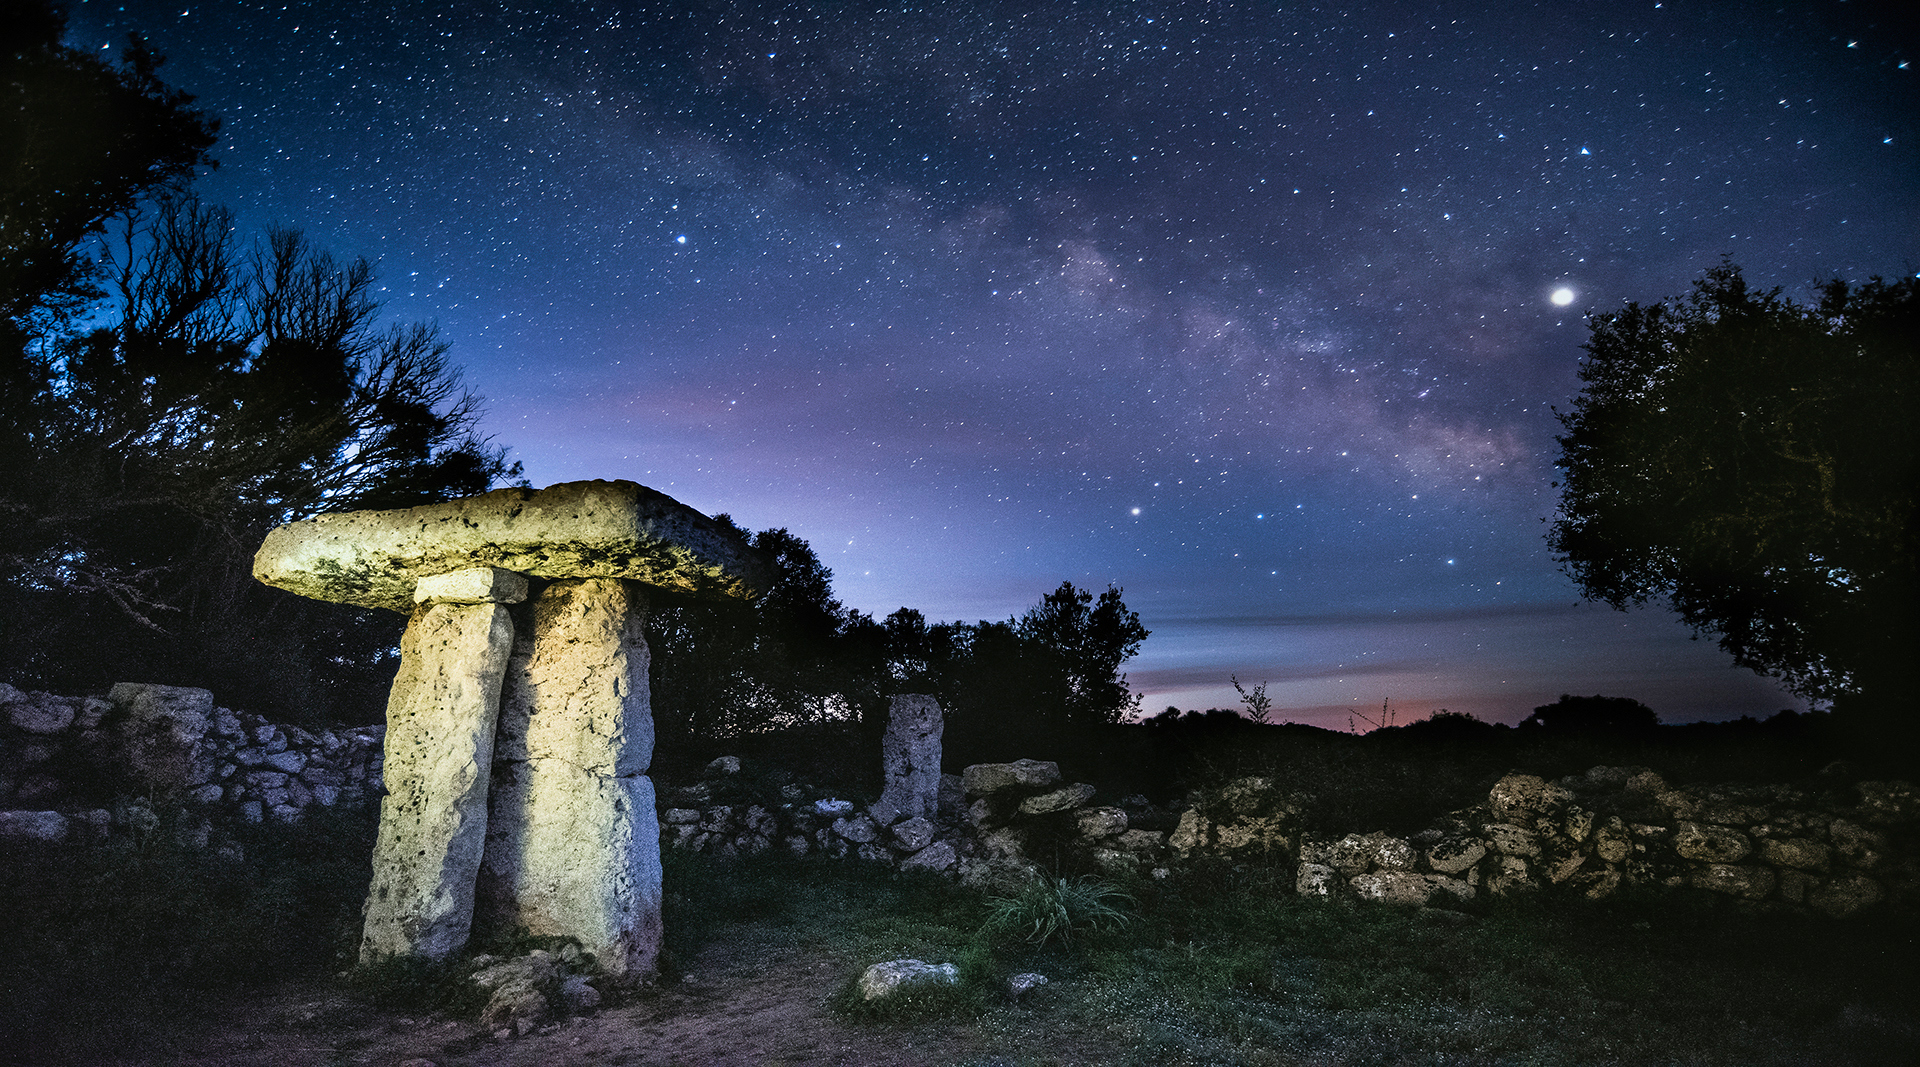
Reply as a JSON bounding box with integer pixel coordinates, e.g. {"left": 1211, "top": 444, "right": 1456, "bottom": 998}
{"left": 254, "top": 480, "right": 769, "bottom": 981}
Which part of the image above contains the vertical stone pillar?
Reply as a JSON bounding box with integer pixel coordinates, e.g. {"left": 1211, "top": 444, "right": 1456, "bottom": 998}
{"left": 360, "top": 567, "right": 525, "bottom": 963}
{"left": 868, "top": 694, "right": 944, "bottom": 827}
{"left": 481, "top": 578, "right": 662, "bottom": 981}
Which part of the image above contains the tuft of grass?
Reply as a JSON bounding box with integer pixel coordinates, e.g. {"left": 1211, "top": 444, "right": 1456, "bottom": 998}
{"left": 983, "top": 872, "right": 1133, "bottom": 948}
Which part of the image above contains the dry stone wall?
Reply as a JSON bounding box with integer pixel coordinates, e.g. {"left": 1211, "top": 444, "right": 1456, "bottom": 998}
{"left": 0, "top": 681, "right": 384, "bottom": 844}
{"left": 8, "top": 679, "right": 1917, "bottom": 923}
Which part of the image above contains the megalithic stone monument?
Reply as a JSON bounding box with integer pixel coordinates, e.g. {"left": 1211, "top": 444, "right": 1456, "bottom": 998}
{"left": 253, "top": 480, "right": 770, "bottom": 980}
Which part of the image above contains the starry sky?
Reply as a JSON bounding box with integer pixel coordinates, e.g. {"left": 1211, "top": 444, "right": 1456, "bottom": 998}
{"left": 65, "top": 0, "right": 1918, "bottom": 728}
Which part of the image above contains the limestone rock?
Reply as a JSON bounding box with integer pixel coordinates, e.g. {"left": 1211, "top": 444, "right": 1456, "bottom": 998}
{"left": 900, "top": 840, "right": 957, "bottom": 872}
{"left": 858, "top": 959, "right": 958, "bottom": 1001}
{"left": 869, "top": 694, "right": 943, "bottom": 826}
{"left": 254, "top": 479, "right": 772, "bottom": 612}
{"left": 961, "top": 759, "right": 1060, "bottom": 798}
{"left": 1075, "top": 806, "right": 1128, "bottom": 840}
{"left": 1673, "top": 822, "right": 1751, "bottom": 863}
{"left": 1296, "top": 862, "right": 1338, "bottom": 897}
{"left": 414, "top": 567, "right": 530, "bottom": 605}
{"left": 1810, "top": 873, "right": 1884, "bottom": 917}
{"left": 1757, "top": 837, "right": 1831, "bottom": 872}
{"left": 112, "top": 682, "right": 215, "bottom": 791}
{"left": 1018, "top": 783, "right": 1096, "bottom": 816}
{"left": 1426, "top": 836, "right": 1487, "bottom": 875}
{"left": 8, "top": 694, "right": 75, "bottom": 735}
{"left": 1008, "top": 972, "right": 1048, "bottom": 1000}
{"left": 1688, "top": 863, "right": 1776, "bottom": 900}
{"left": 360, "top": 601, "right": 514, "bottom": 963}
{"left": 1830, "top": 819, "right": 1887, "bottom": 869}
{"left": 1855, "top": 781, "right": 1920, "bottom": 825}
{"left": 1488, "top": 774, "right": 1572, "bottom": 823}
{"left": 481, "top": 579, "right": 661, "bottom": 981}
{"left": 891, "top": 816, "right": 937, "bottom": 852}
{"left": 1482, "top": 824, "right": 1541, "bottom": 858}
{"left": 1350, "top": 871, "right": 1443, "bottom": 906}
{"left": 0, "top": 810, "right": 69, "bottom": 843}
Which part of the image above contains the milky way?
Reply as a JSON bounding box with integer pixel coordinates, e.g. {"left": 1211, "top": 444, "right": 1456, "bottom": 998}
{"left": 68, "top": 0, "right": 1918, "bottom": 725}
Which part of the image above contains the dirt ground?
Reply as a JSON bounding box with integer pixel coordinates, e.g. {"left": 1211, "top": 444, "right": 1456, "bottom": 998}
{"left": 99, "top": 933, "right": 1121, "bottom": 1067}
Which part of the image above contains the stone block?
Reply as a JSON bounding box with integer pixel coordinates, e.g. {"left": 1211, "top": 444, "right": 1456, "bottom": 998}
{"left": 1482, "top": 823, "right": 1541, "bottom": 858}
{"left": 8, "top": 694, "right": 75, "bottom": 735}
{"left": 1296, "top": 862, "right": 1338, "bottom": 897}
{"left": 891, "top": 815, "right": 937, "bottom": 851}
{"left": 1426, "top": 836, "right": 1487, "bottom": 875}
{"left": 900, "top": 840, "right": 957, "bottom": 872}
{"left": 255, "top": 479, "right": 772, "bottom": 612}
{"left": 359, "top": 600, "right": 514, "bottom": 963}
{"left": 1830, "top": 819, "right": 1887, "bottom": 869}
{"left": 414, "top": 566, "right": 530, "bottom": 605}
{"left": 481, "top": 578, "right": 660, "bottom": 981}
{"left": 0, "top": 810, "right": 69, "bottom": 843}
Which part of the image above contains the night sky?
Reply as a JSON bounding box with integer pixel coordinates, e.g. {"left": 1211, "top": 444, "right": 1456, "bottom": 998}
{"left": 64, "top": 1, "right": 1918, "bottom": 728}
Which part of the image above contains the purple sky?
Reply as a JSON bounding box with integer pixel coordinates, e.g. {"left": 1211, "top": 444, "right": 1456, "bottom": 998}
{"left": 69, "top": 0, "right": 1917, "bottom": 727}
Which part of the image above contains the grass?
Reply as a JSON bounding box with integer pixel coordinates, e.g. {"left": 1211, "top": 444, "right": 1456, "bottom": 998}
{"left": 658, "top": 845, "right": 1918, "bottom": 1065}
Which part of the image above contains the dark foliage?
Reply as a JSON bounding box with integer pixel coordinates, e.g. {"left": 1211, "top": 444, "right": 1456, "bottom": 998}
{"left": 1521, "top": 694, "right": 1661, "bottom": 735}
{"left": 1, "top": 1, "right": 219, "bottom": 350}
{"left": 1549, "top": 262, "right": 1918, "bottom": 740}
{"left": 0, "top": 193, "right": 521, "bottom": 721}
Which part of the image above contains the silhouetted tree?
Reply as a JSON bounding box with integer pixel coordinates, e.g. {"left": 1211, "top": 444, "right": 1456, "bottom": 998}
{"left": 1549, "top": 262, "right": 1918, "bottom": 726}
{"left": 1520, "top": 695, "right": 1659, "bottom": 734}
{"left": 2, "top": 1, "right": 217, "bottom": 354}
{"left": 0, "top": 195, "right": 519, "bottom": 717}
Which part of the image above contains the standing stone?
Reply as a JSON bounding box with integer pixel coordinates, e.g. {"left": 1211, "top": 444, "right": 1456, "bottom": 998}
{"left": 868, "top": 694, "right": 943, "bottom": 827}
{"left": 480, "top": 578, "right": 662, "bottom": 981}
{"left": 360, "top": 583, "right": 518, "bottom": 963}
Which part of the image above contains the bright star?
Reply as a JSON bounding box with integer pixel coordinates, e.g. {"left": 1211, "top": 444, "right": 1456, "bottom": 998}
{"left": 1551, "top": 287, "right": 1576, "bottom": 306}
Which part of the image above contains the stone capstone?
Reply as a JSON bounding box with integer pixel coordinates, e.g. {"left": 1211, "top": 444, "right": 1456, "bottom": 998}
{"left": 254, "top": 479, "right": 772, "bottom": 612}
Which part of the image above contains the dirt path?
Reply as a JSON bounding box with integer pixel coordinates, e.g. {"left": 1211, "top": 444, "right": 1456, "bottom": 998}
{"left": 116, "top": 934, "right": 1122, "bottom": 1067}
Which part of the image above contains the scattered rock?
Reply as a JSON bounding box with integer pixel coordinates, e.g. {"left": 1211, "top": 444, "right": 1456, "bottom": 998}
{"left": 857, "top": 959, "right": 958, "bottom": 1001}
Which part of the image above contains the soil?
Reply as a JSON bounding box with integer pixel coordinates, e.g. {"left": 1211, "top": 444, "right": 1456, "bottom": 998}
{"left": 89, "top": 930, "right": 1122, "bottom": 1067}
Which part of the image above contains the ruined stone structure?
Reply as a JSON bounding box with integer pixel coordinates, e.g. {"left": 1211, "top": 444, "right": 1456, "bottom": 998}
{"left": 253, "top": 480, "right": 769, "bottom": 979}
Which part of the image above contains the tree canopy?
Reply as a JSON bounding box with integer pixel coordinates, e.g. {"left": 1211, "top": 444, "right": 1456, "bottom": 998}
{"left": 1, "top": 10, "right": 522, "bottom": 718}
{"left": 1548, "top": 262, "right": 1918, "bottom": 719}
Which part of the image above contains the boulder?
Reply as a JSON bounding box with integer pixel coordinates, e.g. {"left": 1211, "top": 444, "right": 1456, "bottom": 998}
{"left": 1075, "top": 806, "right": 1128, "bottom": 840}
{"left": 1757, "top": 837, "right": 1831, "bottom": 872}
{"left": 857, "top": 959, "right": 958, "bottom": 1001}
{"left": 1688, "top": 863, "right": 1776, "bottom": 901}
{"left": 254, "top": 479, "right": 772, "bottom": 612}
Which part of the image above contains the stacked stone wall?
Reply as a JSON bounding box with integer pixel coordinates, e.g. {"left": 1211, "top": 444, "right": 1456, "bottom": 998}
{"left": 7, "top": 680, "right": 1918, "bottom": 920}
{"left": 0, "top": 681, "right": 384, "bottom": 844}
